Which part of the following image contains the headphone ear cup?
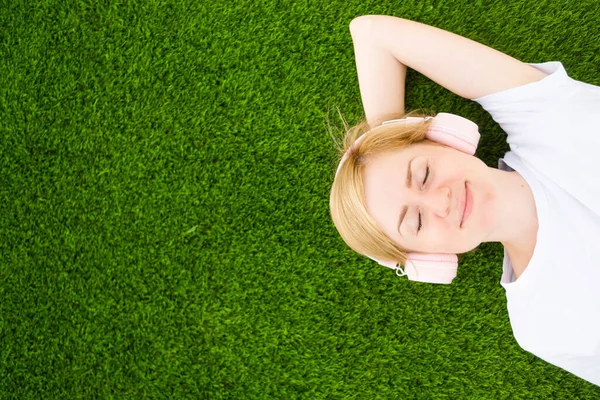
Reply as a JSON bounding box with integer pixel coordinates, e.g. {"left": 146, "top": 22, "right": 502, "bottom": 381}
{"left": 426, "top": 112, "right": 481, "bottom": 155}
{"left": 367, "top": 254, "right": 458, "bottom": 284}
{"left": 404, "top": 253, "right": 459, "bottom": 284}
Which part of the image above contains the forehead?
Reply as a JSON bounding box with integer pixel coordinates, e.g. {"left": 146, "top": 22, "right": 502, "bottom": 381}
{"left": 362, "top": 142, "right": 432, "bottom": 187}
{"left": 362, "top": 142, "right": 441, "bottom": 183}
{"left": 361, "top": 148, "right": 412, "bottom": 236}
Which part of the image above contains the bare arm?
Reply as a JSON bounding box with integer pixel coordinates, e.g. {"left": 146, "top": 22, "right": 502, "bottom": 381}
{"left": 350, "top": 15, "right": 548, "bottom": 126}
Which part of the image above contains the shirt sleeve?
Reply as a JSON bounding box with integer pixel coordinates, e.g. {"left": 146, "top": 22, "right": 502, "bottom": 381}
{"left": 472, "top": 61, "right": 572, "bottom": 139}
{"left": 474, "top": 61, "right": 569, "bottom": 105}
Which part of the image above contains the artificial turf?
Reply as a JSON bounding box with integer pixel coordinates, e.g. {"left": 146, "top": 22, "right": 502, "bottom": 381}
{"left": 2, "top": 0, "right": 600, "bottom": 398}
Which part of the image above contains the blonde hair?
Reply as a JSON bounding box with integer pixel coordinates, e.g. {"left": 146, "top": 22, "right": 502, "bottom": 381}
{"left": 329, "top": 108, "right": 449, "bottom": 266}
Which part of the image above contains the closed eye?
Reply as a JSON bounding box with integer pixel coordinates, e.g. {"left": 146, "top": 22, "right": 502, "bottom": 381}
{"left": 417, "top": 164, "right": 429, "bottom": 233}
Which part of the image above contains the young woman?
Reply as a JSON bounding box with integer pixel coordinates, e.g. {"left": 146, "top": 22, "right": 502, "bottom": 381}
{"left": 330, "top": 15, "right": 600, "bottom": 386}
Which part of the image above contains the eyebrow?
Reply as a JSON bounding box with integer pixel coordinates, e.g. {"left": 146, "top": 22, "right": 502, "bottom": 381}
{"left": 397, "top": 157, "right": 415, "bottom": 236}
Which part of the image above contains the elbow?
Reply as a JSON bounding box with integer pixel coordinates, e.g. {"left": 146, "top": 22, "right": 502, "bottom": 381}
{"left": 349, "top": 15, "right": 375, "bottom": 36}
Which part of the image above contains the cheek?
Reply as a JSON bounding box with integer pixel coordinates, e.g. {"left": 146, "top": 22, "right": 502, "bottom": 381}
{"left": 424, "top": 223, "right": 454, "bottom": 252}
{"left": 476, "top": 183, "right": 497, "bottom": 230}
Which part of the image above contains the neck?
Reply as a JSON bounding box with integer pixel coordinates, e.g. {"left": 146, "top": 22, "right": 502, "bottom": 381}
{"left": 485, "top": 169, "right": 539, "bottom": 252}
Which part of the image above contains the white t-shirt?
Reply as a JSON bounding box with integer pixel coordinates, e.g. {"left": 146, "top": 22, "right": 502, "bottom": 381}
{"left": 473, "top": 61, "right": 600, "bottom": 386}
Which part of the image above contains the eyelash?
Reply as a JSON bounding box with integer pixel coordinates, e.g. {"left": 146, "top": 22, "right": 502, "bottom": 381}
{"left": 417, "top": 164, "right": 430, "bottom": 233}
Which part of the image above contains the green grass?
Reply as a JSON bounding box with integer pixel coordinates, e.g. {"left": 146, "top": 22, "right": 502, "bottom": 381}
{"left": 2, "top": 0, "right": 600, "bottom": 398}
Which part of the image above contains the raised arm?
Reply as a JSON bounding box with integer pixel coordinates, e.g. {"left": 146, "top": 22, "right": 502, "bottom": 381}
{"left": 350, "top": 15, "right": 548, "bottom": 126}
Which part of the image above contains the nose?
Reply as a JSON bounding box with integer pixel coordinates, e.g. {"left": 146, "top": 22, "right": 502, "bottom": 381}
{"left": 415, "top": 186, "right": 451, "bottom": 217}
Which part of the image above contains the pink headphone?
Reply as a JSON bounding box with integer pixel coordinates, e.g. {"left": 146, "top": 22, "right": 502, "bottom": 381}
{"left": 335, "top": 112, "right": 481, "bottom": 284}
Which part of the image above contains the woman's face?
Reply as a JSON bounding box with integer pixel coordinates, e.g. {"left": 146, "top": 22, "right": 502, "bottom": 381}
{"left": 362, "top": 142, "right": 498, "bottom": 255}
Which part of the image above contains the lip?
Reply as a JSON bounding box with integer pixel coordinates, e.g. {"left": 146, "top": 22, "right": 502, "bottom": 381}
{"left": 460, "top": 182, "right": 472, "bottom": 228}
